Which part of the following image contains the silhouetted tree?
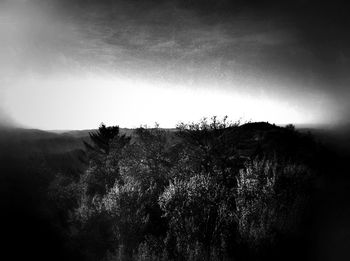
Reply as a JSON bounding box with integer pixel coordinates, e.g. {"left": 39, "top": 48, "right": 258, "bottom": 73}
{"left": 83, "top": 124, "right": 131, "bottom": 196}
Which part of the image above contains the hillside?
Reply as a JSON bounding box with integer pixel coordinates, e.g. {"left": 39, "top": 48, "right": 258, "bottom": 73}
{"left": 1, "top": 122, "right": 350, "bottom": 261}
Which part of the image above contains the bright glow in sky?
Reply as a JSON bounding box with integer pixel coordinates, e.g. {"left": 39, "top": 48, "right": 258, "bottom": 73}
{"left": 0, "top": 0, "right": 348, "bottom": 130}
{"left": 3, "top": 73, "right": 333, "bottom": 130}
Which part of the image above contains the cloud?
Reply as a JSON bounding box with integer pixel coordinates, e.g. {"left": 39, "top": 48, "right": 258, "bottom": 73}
{"left": 1, "top": 0, "right": 349, "bottom": 128}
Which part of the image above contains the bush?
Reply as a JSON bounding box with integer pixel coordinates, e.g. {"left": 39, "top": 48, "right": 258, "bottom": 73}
{"left": 236, "top": 158, "right": 312, "bottom": 250}
{"left": 160, "top": 174, "right": 236, "bottom": 260}
{"left": 48, "top": 120, "right": 318, "bottom": 261}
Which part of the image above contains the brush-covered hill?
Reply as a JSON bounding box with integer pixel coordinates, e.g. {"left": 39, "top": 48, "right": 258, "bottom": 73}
{"left": 1, "top": 121, "right": 350, "bottom": 261}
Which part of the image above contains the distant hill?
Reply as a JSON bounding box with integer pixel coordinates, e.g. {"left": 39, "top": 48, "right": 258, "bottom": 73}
{"left": 52, "top": 128, "right": 136, "bottom": 139}
{"left": 0, "top": 127, "right": 89, "bottom": 178}
{"left": 297, "top": 123, "right": 350, "bottom": 156}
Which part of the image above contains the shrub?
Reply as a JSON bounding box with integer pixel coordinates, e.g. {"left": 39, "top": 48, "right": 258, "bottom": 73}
{"left": 236, "top": 158, "right": 312, "bottom": 249}
{"left": 160, "top": 174, "right": 236, "bottom": 260}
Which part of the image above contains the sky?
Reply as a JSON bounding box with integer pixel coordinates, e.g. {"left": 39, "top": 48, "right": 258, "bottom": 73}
{"left": 0, "top": 0, "right": 349, "bottom": 130}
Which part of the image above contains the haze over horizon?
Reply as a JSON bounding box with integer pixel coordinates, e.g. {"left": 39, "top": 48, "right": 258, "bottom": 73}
{"left": 1, "top": 0, "right": 349, "bottom": 130}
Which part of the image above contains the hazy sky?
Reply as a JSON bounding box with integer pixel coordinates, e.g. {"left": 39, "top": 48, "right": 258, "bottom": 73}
{"left": 1, "top": 0, "right": 349, "bottom": 129}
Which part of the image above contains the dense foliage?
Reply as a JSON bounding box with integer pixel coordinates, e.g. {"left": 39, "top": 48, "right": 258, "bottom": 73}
{"left": 44, "top": 118, "right": 320, "bottom": 260}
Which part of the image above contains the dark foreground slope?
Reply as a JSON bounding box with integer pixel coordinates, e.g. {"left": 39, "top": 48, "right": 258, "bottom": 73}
{"left": 305, "top": 125, "right": 350, "bottom": 261}
{"left": 0, "top": 127, "right": 88, "bottom": 261}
